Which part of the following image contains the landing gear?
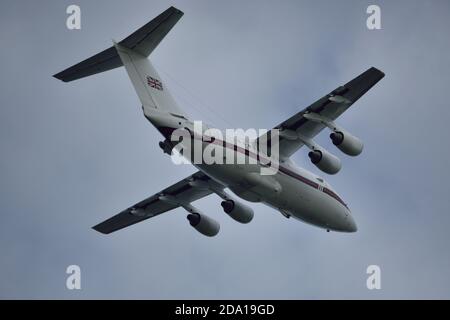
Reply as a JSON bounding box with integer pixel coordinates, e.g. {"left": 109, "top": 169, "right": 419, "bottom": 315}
{"left": 159, "top": 139, "right": 173, "bottom": 155}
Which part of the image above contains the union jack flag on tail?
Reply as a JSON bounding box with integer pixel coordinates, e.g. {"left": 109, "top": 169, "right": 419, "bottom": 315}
{"left": 147, "top": 76, "right": 163, "bottom": 91}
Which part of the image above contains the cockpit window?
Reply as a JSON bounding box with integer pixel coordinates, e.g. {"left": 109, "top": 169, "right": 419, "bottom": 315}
{"left": 316, "top": 177, "right": 324, "bottom": 183}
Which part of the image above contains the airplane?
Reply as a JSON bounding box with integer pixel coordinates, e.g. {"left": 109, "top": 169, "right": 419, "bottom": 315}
{"left": 54, "top": 7, "right": 384, "bottom": 236}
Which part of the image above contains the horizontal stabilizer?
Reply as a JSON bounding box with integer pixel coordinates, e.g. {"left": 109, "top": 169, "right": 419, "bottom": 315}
{"left": 53, "top": 6, "right": 183, "bottom": 82}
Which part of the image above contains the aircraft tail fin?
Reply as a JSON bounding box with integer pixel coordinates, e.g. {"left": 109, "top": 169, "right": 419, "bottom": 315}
{"left": 53, "top": 6, "right": 183, "bottom": 82}
{"left": 114, "top": 42, "right": 184, "bottom": 116}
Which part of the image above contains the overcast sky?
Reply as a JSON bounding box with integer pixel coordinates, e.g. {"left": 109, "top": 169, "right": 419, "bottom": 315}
{"left": 1, "top": 0, "right": 450, "bottom": 299}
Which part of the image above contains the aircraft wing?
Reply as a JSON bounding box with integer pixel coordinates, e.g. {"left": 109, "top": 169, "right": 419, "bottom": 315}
{"left": 258, "top": 67, "right": 384, "bottom": 159}
{"left": 93, "top": 171, "right": 222, "bottom": 234}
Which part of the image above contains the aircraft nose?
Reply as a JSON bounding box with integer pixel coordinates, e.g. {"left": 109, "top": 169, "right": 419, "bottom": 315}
{"left": 345, "top": 213, "right": 358, "bottom": 232}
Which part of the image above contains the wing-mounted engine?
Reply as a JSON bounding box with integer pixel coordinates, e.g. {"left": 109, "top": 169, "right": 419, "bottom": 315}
{"left": 188, "top": 178, "right": 255, "bottom": 224}
{"left": 159, "top": 194, "right": 220, "bottom": 237}
{"left": 303, "top": 112, "right": 364, "bottom": 157}
{"left": 220, "top": 200, "right": 254, "bottom": 224}
{"left": 279, "top": 128, "right": 342, "bottom": 175}
{"left": 186, "top": 211, "right": 220, "bottom": 237}
{"left": 329, "top": 129, "right": 363, "bottom": 156}
{"left": 307, "top": 148, "right": 342, "bottom": 175}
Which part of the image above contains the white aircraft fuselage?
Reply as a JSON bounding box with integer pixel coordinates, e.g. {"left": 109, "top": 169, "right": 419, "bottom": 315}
{"left": 205, "top": 164, "right": 355, "bottom": 232}
{"left": 156, "top": 120, "right": 357, "bottom": 233}
{"left": 198, "top": 162, "right": 356, "bottom": 232}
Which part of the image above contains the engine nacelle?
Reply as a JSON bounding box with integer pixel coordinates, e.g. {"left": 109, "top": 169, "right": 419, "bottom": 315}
{"left": 308, "top": 149, "right": 341, "bottom": 175}
{"left": 221, "top": 200, "right": 254, "bottom": 224}
{"left": 330, "top": 130, "right": 363, "bottom": 156}
{"left": 187, "top": 212, "right": 220, "bottom": 237}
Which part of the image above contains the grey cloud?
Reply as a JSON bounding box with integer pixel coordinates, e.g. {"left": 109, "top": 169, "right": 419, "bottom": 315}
{"left": 1, "top": 0, "right": 450, "bottom": 299}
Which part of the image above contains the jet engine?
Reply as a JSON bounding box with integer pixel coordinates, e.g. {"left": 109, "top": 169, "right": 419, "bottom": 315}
{"left": 187, "top": 212, "right": 220, "bottom": 237}
{"left": 308, "top": 149, "right": 342, "bottom": 175}
{"left": 330, "top": 130, "right": 363, "bottom": 156}
{"left": 220, "top": 200, "right": 254, "bottom": 224}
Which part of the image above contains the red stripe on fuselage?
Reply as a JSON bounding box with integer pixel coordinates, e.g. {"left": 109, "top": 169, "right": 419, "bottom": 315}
{"left": 157, "top": 126, "right": 348, "bottom": 209}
